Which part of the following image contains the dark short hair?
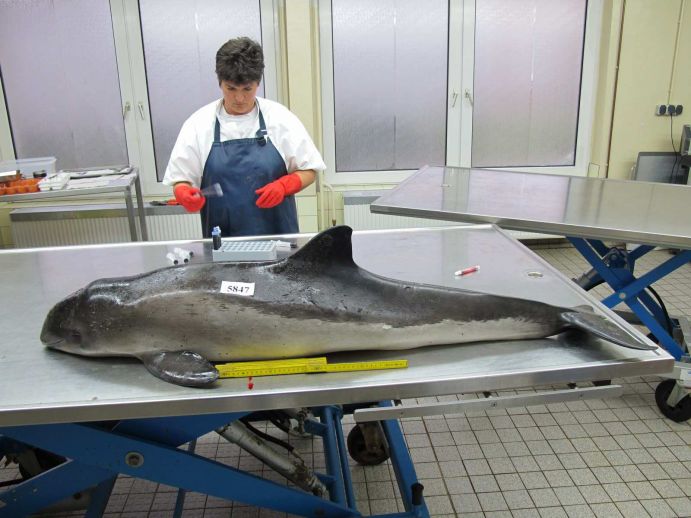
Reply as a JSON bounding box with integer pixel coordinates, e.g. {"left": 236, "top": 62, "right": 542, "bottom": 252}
{"left": 216, "top": 37, "right": 264, "bottom": 84}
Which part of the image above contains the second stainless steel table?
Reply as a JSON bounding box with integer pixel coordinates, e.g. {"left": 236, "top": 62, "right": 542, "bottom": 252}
{"left": 371, "top": 165, "right": 690, "bottom": 249}
{"left": 372, "top": 166, "right": 691, "bottom": 419}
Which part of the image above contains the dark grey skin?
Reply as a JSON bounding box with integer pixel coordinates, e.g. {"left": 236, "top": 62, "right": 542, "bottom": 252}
{"left": 41, "top": 226, "right": 654, "bottom": 387}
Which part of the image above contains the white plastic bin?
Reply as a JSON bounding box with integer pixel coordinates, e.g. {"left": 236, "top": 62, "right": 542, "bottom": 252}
{"left": 0, "top": 157, "right": 57, "bottom": 178}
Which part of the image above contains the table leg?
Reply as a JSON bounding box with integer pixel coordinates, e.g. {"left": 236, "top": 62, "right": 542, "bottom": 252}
{"left": 379, "top": 402, "right": 428, "bottom": 517}
{"left": 124, "top": 186, "right": 137, "bottom": 242}
{"left": 84, "top": 475, "right": 117, "bottom": 518}
{"left": 134, "top": 173, "right": 149, "bottom": 241}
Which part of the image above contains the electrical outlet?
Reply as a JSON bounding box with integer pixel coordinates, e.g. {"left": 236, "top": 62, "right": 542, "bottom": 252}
{"left": 656, "top": 104, "right": 684, "bottom": 116}
{"left": 662, "top": 104, "right": 685, "bottom": 116}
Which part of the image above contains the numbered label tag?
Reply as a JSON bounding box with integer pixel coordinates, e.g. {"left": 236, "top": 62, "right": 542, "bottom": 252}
{"left": 220, "top": 281, "right": 255, "bottom": 297}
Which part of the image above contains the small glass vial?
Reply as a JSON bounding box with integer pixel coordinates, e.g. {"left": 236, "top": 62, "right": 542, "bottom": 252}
{"left": 212, "top": 226, "right": 222, "bottom": 250}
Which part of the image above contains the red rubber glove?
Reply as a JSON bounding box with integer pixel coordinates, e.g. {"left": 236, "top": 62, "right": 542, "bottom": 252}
{"left": 174, "top": 184, "right": 206, "bottom": 212}
{"left": 255, "top": 173, "right": 303, "bottom": 209}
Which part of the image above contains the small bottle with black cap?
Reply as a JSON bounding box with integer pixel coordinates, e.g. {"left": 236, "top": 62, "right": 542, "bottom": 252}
{"left": 212, "top": 226, "right": 222, "bottom": 250}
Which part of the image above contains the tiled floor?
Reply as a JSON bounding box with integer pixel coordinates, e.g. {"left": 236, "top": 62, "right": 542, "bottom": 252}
{"left": 3, "top": 243, "right": 690, "bottom": 517}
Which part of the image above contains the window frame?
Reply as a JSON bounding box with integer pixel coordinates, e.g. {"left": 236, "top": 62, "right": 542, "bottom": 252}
{"left": 0, "top": 0, "right": 129, "bottom": 166}
{"left": 115, "top": 0, "right": 282, "bottom": 196}
{"left": 0, "top": 77, "right": 13, "bottom": 161}
{"left": 0, "top": 0, "right": 281, "bottom": 196}
{"left": 319, "top": 0, "right": 603, "bottom": 186}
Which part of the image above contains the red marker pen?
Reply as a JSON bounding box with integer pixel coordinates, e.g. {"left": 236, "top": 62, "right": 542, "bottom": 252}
{"left": 247, "top": 376, "right": 254, "bottom": 390}
{"left": 455, "top": 265, "right": 480, "bottom": 277}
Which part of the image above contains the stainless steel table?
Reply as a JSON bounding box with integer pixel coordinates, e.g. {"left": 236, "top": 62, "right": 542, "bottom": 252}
{"left": 370, "top": 165, "right": 690, "bottom": 249}
{"left": 372, "top": 166, "right": 691, "bottom": 419}
{"left": 0, "top": 227, "right": 673, "bottom": 516}
{"left": 3, "top": 165, "right": 148, "bottom": 242}
{"left": 0, "top": 225, "right": 671, "bottom": 426}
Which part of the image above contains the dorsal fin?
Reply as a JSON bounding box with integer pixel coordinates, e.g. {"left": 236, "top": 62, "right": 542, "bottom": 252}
{"left": 287, "top": 225, "right": 356, "bottom": 268}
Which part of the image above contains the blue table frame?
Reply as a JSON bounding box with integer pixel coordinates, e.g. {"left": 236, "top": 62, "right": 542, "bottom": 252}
{"left": 0, "top": 405, "right": 428, "bottom": 517}
{"left": 569, "top": 239, "right": 690, "bottom": 360}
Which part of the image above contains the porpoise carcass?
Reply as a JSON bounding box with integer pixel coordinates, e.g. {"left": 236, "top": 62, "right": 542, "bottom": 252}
{"left": 40, "top": 226, "right": 655, "bottom": 387}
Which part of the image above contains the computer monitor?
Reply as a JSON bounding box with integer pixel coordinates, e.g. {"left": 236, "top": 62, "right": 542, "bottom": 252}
{"left": 681, "top": 124, "right": 691, "bottom": 157}
{"left": 633, "top": 151, "right": 688, "bottom": 184}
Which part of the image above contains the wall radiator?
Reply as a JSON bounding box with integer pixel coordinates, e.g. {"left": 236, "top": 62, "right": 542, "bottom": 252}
{"left": 342, "top": 191, "right": 459, "bottom": 231}
{"left": 10, "top": 204, "right": 202, "bottom": 248}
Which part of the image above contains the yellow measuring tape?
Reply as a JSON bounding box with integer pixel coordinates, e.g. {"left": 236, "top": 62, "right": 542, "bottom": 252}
{"left": 216, "top": 356, "right": 408, "bottom": 378}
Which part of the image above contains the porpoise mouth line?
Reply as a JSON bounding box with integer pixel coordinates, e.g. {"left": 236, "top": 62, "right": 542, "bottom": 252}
{"left": 43, "top": 339, "right": 65, "bottom": 347}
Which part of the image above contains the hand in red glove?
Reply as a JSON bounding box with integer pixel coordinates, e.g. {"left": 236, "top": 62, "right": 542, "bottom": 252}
{"left": 174, "top": 183, "right": 206, "bottom": 212}
{"left": 255, "top": 173, "right": 303, "bottom": 209}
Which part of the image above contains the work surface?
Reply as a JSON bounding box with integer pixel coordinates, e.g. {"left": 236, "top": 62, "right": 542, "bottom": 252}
{"left": 0, "top": 226, "right": 672, "bottom": 427}
{"left": 371, "top": 166, "right": 691, "bottom": 249}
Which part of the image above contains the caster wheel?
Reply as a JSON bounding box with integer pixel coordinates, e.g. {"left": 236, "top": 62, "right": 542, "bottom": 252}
{"left": 347, "top": 424, "right": 390, "bottom": 465}
{"left": 655, "top": 379, "right": 691, "bottom": 423}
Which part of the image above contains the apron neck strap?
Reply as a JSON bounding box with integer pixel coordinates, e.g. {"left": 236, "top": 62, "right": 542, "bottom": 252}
{"left": 213, "top": 101, "right": 267, "bottom": 145}
{"left": 214, "top": 116, "right": 221, "bottom": 143}
{"left": 255, "top": 103, "right": 268, "bottom": 146}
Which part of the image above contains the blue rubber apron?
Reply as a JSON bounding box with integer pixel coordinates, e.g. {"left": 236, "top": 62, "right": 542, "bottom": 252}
{"left": 199, "top": 103, "right": 298, "bottom": 238}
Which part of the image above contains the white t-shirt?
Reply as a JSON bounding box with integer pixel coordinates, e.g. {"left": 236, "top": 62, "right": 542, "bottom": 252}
{"left": 162, "top": 97, "right": 326, "bottom": 187}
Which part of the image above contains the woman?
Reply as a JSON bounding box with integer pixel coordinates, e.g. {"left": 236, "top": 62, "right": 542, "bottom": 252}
{"left": 163, "top": 37, "right": 325, "bottom": 237}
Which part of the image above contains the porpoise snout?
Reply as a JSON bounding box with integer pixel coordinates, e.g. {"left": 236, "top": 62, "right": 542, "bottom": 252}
{"left": 40, "top": 289, "right": 85, "bottom": 349}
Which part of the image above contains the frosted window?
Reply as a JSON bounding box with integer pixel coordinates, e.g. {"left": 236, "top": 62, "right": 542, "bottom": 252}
{"left": 0, "top": 0, "right": 127, "bottom": 169}
{"left": 139, "top": 0, "right": 263, "bottom": 181}
{"left": 472, "top": 0, "right": 586, "bottom": 168}
{"left": 332, "top": 0, "right": 448, "bottom": 172}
